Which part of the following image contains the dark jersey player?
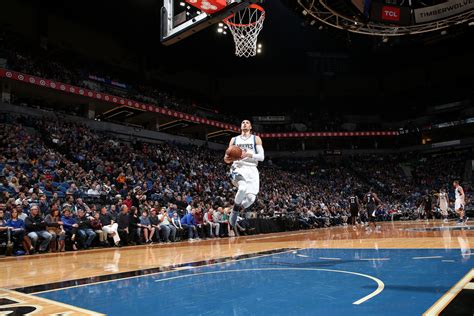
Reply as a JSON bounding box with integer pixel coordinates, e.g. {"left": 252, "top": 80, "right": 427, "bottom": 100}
{"left": 364, "top": 188, "right": 382, "bottom": 230}
{"left": 349, "top": 194, "right": 360, "bottom": 229}
{"left": 422, "top": 191, "right": 433, "bottom": 220}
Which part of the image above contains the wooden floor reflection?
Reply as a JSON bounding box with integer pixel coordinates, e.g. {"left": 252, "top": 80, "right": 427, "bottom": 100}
{"left": 1, "top": 220, "right": 472, "bottom": 290}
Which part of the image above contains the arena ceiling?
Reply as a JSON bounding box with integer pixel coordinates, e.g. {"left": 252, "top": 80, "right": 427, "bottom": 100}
{"left": 1, "top": 0, "right": 473, "bottom": 115}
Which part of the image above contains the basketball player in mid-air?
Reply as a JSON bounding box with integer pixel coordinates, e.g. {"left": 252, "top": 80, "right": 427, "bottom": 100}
{"left": 224, "top": 120, "right": 264, "bottom": 229}
{"left": 453, "top": 181, "right": 468, "bottom": 225}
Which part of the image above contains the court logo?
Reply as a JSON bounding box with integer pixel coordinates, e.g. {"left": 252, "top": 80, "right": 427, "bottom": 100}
{"left": 0, "top": 297, "right": 38, "bottom": 315}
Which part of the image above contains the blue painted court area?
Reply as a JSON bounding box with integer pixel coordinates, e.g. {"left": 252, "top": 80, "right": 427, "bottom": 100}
{"left": 36, "top": 248, "right": 473, "bottom": 316}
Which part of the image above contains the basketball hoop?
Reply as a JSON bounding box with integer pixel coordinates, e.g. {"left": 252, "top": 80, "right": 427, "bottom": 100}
{"left": 223, "top": 4, "right": 265, "bottom": 58}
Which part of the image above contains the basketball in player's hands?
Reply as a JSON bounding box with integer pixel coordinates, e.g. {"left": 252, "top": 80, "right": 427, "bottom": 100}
{"left": 225, "top": 145, "right": 242, "bottom": 161}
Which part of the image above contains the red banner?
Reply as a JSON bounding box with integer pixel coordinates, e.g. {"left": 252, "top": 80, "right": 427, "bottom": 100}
{"left": 0, "top": 68, "right": 399, "bottom": 138}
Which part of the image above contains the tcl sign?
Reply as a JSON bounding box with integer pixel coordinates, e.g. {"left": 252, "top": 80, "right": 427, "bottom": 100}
{"left": 371, "top": 2, "right": 411, "bottom": 25}
{"left": 382, "top": 6, "right": 400, "bottom": 21}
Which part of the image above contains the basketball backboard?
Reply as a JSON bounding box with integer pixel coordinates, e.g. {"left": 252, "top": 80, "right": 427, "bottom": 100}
{"left": 161, "top": 0, "right": 263, "bottom": 45}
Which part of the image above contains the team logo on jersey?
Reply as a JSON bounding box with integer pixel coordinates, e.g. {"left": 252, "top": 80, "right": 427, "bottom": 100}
{"left": 238, "top": 144, "right": 254, "bottom": 150}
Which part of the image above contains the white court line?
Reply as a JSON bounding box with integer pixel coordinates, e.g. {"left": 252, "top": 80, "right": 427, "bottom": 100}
{"left": 296, "top": 254, "right": 310, "bottom": 258}
{"left": 412, "top": 256, "right": 443, "bottom": 260}
{"left": 246, "top": 231, "right": 312, "bottom": 241}
{"left": 441, "top": 260, "right": 455, "bottom": 263}
{"left": 174, "top": 266, "right": 195, "bottom": 270}
{"left": 154, "top": 267, "right": 384, "bottom": 305}
{"left": 359, "top": 258, "right": 390, "bottom": 261}
{"left": 319, "top": 257, "right": 341, "bottom": 260}
{"left": 464, "top": 282, "right": 474, "bottom": 290}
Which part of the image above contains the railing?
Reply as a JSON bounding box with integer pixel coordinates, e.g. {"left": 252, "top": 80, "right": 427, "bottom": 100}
{"left": 1, "top": 68, "right": 399, "bottom": 139}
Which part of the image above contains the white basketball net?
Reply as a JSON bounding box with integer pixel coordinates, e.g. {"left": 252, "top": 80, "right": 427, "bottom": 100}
{"left": 224, "top": 5, "right": 265, "bottom": 58}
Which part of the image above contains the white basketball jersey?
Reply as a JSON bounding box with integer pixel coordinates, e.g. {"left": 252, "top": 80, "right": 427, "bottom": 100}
{"left": 455, "top": 187, "right": 464, "bottom": 202}
{"left": 232, "top": 134, "right": 258, "bottom": 167}
{"left": 439, "top": 193, "right": 448, "bottom": 203}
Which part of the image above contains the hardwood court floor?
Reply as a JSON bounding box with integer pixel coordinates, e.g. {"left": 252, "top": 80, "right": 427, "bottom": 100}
{"left": 0, "top": 220, "right": 472, "bottom": 291}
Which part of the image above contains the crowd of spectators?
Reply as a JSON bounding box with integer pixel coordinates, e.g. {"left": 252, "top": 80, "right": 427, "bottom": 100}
{"left": 0, "top": 111, "right": 470, "bottom": 256}
{"left": 274, "top": 151, "right": 472, "bottom": 221}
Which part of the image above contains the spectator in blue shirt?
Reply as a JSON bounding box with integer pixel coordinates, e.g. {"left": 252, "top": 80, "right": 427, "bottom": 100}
{"left": 61, "top": 208, "right": 79, "bottom": 250}
{"left": 180, "top": 209, "right": 198, "bottom": 240}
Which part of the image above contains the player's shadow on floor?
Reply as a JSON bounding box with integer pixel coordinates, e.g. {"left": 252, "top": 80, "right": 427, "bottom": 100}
{"left": 362, "top": 284, "right": 450, "bottom": 294}
{"left": 265, "top": 260, "right": 362, "bottom": 268}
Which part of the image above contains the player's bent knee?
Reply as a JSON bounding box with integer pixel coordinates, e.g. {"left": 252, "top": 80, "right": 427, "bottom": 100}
{"left": 235, "top": 186, "right": 248, "bottom": 205}
{"left": 242, "top": 194, "right": 256, "bottom": 209}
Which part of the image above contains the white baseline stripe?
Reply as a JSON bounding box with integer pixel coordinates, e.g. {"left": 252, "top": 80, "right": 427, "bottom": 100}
{"left": 464, "top": 283, "right": 474, "bottom": 290}
{"left": 441, "top": 260, "right": 455, "bottom": 263}
{"left": 360, "top": 258, "right": 390, "bottom": 261}
{"left": 319, "top": 257, "right": 341, "bottom": 260}
{"left": 154, "top": 267, "right": 384, "bottom": 305}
